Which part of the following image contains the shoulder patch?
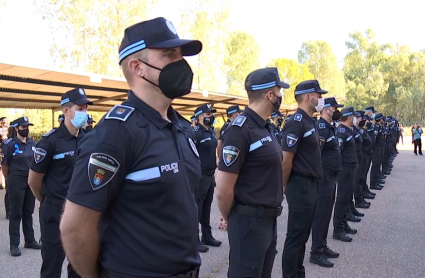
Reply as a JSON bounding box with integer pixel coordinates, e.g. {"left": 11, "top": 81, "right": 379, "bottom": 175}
{"left": 193, "top": 126, "right": 199, "bottom": 131}
{"left": 319, "top": 123, "right": 326, "bottom": 129}
{"left": 286, "top": 134, "right": 299, "bottom": 147}
{"left": 105, "top": 105, "right": 135, "bottom": 122}
{"left": 338, "top": 138, "right": 343, "bottom": 147}
{"left": 232, "top": 115, "right": 246, "bottom": 127}
{"left": 88, "top": 153, "right": 120, "bottom": 190}
{"left": 3, "top": 138, "right": 12, "bottom": 145}
{"left": 360, "top": 128, "right": 365, "bottom": 134}
{"left": 338, "top": 127, "right": 345, "bottom": 133}
{"left": 42, "top": 129, "right": 56, "bottom": 137}
{"left": 294, "top": 114, "right": 303, "bottom": 122}
{"left": 319, "top": 136, "right": 325, "bottom": 146}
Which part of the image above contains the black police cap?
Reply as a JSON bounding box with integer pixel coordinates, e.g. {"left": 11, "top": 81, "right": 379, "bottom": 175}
{"left": 190, "top": 115, "right": 196, "bottom": 122}
{"left": 226, "top": 105, "right": 242, "bottom": 115}
{"left": 365, "top": 106, "right": 375, "bottom": 112}
{"left": 324, "top": 97, "right": 343, "bottom": 108}
{"left": 58, "top": 114, "right": 64, "bottom": 121}
{"left": 61, "top": 88, "right": 93, "bottom": 106}
{"left": 294, "top": 80, "right": 328, "bottom": 96}
{"left": 118, "top": 17, "right": 202, "bottom": 64}
{"left": 245, "top": 67, "right": 289, "bottom": 91}
{"left": 87, "top": 114, "right": 95, "bottom": 123}
{"left": 354, "top": 110, "right": 365, "bottom": 117}
{"left": 341, "top": 107, "right": 354, "bottom": 117}
{"left": 12, "top": 116, "right": 33, "bottom": 127}
{"left": 375, "top": 113, "right": 384, "bottom": 121}
{"left": 194, "top": 104, "right": 216, "bottom": 117}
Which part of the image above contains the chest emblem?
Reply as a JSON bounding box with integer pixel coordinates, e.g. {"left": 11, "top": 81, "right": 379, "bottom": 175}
{"left": 222, "top": 146, "right": 239, "bottom": 167}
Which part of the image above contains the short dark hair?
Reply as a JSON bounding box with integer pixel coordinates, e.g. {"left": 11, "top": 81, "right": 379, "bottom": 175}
{"left": 61, "top": 101, "right": 75, "bottom": 109}
{"left": 0, "top": 117, "right": 7, "bottom": 122}
{"left": 341, "top": 115, "right": 349, "bottom": 121}
{"left": 295, "top": 94, "right": 305, "bottom": 104}
{"left": 246, "top": 88, "right": 270, "bottom": 103}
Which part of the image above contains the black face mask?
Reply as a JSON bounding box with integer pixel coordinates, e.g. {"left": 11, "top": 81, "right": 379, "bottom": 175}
{"left": 85, "top": 126, "right": 93, "bottom": 131}
{"left": 366, "top": 122, "right": 373, "bottom": 129}
{"left": 332, "top": 110, "right": 342, "bottom": 121}
{"left": 271, "top": 95, "right": 282, "bottom": 112}
{"left": 140, "top": 59, "right": 194, "bottom": 99}
{"left": 18, "top": 129, "right": 29, "bottom": 138}
{"left": 277, "top": 118, "right": 283, "bottom": 127}
{"left": 359, "top": 120, "right": 366, "bottom": 127}
{"left": 203, "top": 115, "right": 215, "bottom": 126}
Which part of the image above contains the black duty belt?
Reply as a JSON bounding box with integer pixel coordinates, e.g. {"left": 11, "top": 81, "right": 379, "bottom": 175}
{"left": 323, "top": 169, "right": 339, "bottom": 177}
{"left": 101, "top": 267, "right": 199, "bottom": 278}
{"left": 234, "top": 203, "right": 282, "bottom": 219}
{"left": 291, "top": 171, "right": 318, "bottom": 180}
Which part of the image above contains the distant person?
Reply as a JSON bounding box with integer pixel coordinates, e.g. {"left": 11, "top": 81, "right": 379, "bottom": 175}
{"left": 413, "top": 123, "right": 423, "bottom": 155}
{"left": 58, "top": 114, "right": 64, "bottom": 125}
{"left": 0, "top": 117, "right": 9, "bottom": 190}
{"left": 83, "top": 115, "right": 95, "bottom": 132}
{"left": 399, "top": 124, "right": 404, "bottom": 144}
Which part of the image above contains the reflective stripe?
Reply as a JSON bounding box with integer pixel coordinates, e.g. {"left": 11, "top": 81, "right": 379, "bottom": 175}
{"left": 346, "top": 136, "right": 352, "bottom": 141}
{"left": 195, "top": 110, "right": 203, "bottom": 116}
{"left": 295, "top": 88, "right": 315, "bottom": 95}
{"left": 343, "top": 112, "right": 353, "bottom": 116}
{"left": 303, "top": 128, "right": 315, "bottom": 138}
{"left": 355, "top": 134, "right": 360, "bottom": 138}
{"left": 251, "top": 81, "right": 276, "bottom": 90}
{"left": 326, "top": 136, "right": 335, "bottom": 142}
{"left": 249, "top": 140, "right": 263, "bottom": 152}
{"left": 126, "top": 167, "right": 161, "bottom": 182}
{"left": 90, "top": 157, "right": 117, "bottom": 172}
{"left": 53, "top": 153, "right": 65, "bottom": 160}
{"left": 60, "top": 98, "right": 70, "bottom": 105}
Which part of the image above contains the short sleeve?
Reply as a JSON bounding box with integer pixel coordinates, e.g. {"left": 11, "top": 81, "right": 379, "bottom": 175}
{"left": 337, "top": 130, "right": 347, "bottom": 151}
{"left": 1, "top": 142, "right": 13, "bottom": 166}
{"left": 193, "top": 129, "right": 202, "bottom": 146}
{"left": 281, "top": 120, "right": 304, "bottom": 153}
{"left": 218, "top": 125, "right": 248, "bottom": 174}
{"left": 30, "top": 137, "right": 53, "bottom": 173}
{"left": 318, "top": 127, "right": 329, "bottom": 152}
{"left": 66, "top": 121, "right": 133, "bottom": 212}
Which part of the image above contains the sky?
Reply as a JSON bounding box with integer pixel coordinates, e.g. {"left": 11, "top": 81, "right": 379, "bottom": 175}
{"left": 0, "top": 0, "right": 424, "bottom": 71}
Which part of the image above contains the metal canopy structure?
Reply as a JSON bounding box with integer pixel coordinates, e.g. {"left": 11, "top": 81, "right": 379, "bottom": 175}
{"left": 0, "top": 63, "right": 297, "bottom": 116}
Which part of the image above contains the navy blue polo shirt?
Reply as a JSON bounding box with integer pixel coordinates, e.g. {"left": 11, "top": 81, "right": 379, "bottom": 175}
{"left": 67, "top": 91, "right": 201, "bottom": 277}
{"left": 30, "top": 123, "right": 85, "bottom": 199}
{"left": 193, "top": 124, "right": 217, "bottom": 173}
{"left": 2, "top": 137, "right": 36, "bottom": 172}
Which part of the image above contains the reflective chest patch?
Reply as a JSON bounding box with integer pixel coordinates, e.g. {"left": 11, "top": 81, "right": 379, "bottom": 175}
{"left": 188, "top": 137, "right": 199, "bottom": 157}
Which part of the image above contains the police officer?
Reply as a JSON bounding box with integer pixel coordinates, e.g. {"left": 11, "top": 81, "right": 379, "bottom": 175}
{"left": 355, "top": 113, "right": 375, "bottom": 201}
{"left": 352, "top": 111, "right": 371, "bottom": 210}
{"left": 193, "top": 103, "right": 221, "bottom": 253}
{"left": 28, "top": 87, "right": 92, "bottom": 278}
{"left": 1, "top": 117, "right": 40, "bottom": 256}
{"left": 333, "top": 107, "right": 358, "bottom": 243}
{"left": 370, "top": 113, "right": 385, "bottom": 190}
{"left": 190, "top": 115, "right": 197, "bottom": 129}
{"left": 270, "top": 110, "right": 283, "bottom": 144}
{"left": 217, "top": 105, "right": 242, "bottom": 159}
{"left": 310, "top": 97, "right": 343, "bottom": 268}
{"left": 84, "top": 114, "right": 96, "bottom": 132}
{"left": 216, "top": 67, "right": 287, "bottom": 278}
{"left": 59, "top": 17, "right": 202, "bottom": 278}
{"left": 58, "top": 114, "right": 64, "bottom": 125}
{"left": 281, "top": 80, "right": 327, "bottom": 278}
{"left": 364, "top": 107, "right": 381, "bottom": 191}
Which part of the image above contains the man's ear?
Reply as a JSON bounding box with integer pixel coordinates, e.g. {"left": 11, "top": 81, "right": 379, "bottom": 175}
{"left": 128, "top": 59, "right": 144, "bottom": 77}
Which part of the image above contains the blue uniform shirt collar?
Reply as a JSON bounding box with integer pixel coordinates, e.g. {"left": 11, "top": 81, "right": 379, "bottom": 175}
{"left": 58, "top": 122, "right": 85, "bottom": 141}
{"left": 244, "top": 107, "right": 268, "bottom": 128}
{"left": 126, "top": 90, "right": 179, "bottom": 129}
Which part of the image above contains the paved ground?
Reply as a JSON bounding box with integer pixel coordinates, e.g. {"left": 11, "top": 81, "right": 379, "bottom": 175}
{"left": 0, "top": 143, "right": 424, "bottom": 277}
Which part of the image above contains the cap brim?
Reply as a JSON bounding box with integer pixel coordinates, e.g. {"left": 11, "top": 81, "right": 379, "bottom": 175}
{"left": 150, "top": 39, "right": 202, "bottom": 56}
{"left": 333, "top": 104, "right": 344, "bottom": 108}
{"left": 73, "top": 98, "right": 93, "bottom": 105}
{"left": 277, "top": 80, "right": 290, "bottom": 89}
{"left": 317, "top": 89, "right": 328, "bottom": 94}
{"left": 210, "top": 109, "right": 217, "bottom": 113}
{"left": 20, "top": 123, "right": 33, "bottom": 126}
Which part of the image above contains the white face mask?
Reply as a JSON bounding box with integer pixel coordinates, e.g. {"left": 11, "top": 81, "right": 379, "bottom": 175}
{"left": 353, "top": 117, "right": 358, "bottom": 126}
{"left": 315, "top": 98, "right": 325, "bottom": 113}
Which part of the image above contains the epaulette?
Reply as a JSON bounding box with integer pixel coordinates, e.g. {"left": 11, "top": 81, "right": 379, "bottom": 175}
{"left": 360, "top": 128, "right": 365, "bottom": 134}
{"left": 318, "top": 123, "right": 326, "bottom": 129}
{"left": 193, "top": 126, "right": 199, "bottom": 131}
{"left": 3, "top": 138, "right": 12, "bottom": 145}
{"left": 294, "top": 114, "right": 303, "bottom": 122}
{"left": 232, "top": 115, "right": 246, "bottom": 127}
{"left": 338, "top": 127, "right": 346, "bottom": 133}
{"left": 42, "top": 129, "right": 56, "bottom": 137}
{"left": 105, "top": 105, "right": 135, "bottom": 122}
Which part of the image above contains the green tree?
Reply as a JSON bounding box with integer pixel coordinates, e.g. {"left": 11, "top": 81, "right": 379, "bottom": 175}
{"left": 224, "top": 30, "right": 260, "bottom": 97}
{"left": 343, "top": 29, "right": 389, "bottom": 109}
{"left": 268, "top": 58, "right": 314, "bottom": 105}
{"left": 37, "top": 0, "right": 158, "bottom": 76}
{"left": 298, "top": 40, "right": 346, "bottom": 98}
{"left": 180, "top": 0, "right": 229, "bottom": 92}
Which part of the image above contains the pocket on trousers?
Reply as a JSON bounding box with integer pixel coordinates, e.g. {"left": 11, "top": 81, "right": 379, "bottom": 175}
{"left": 40, "top": 203, "right": 61, "bottom": 243}
{"left": 229, "top": 259, "right": 259, "bottom": 278}
{"left": 238, "top": 215, "right": 252, "bottom": 242}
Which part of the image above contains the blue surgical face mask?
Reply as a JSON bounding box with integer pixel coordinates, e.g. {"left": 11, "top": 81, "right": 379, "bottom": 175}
{"left": 371, "top": 113, "right": 376, "bottom": 119}
{"left": 70, "top": 110, "right": 88, "bottom": 129}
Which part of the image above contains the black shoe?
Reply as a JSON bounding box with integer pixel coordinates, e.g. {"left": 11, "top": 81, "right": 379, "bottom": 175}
{"left": 309, "top": 254, "right": 334, "bottom": 268}
{"left": 352, "top": 208, "right": 364, "bottom": 217}
{"left": 378, "top": 180, "right": 385, "bottom": 184}
{"left": 197, "top": 242, "right": 209, "bottom": 253}
{"left": 383, "top": 171, "right": 391, "bottom": 175}
{"left": 382, "top": 175, "right": 387, "bottom": 179}
{"left": 201, "top": 235, "right": 222, "bottom": 247}
{"left": 363, "top": 200, "right": 371, "bottom": 206}
{"left": 333, "top": 232, "right": 352, "bottom": 242}
{"left": 370, "top": 185, "right": 383, "bottom": 190}
{"left": 363, "top": 192, "right": 375, "bottom": 199}
{"left": 355, "top": 202, "right": 370, "bottom": 209}
{"left": 10, "top": 246, "right": 21, "bottom": 257}
{"left": 323, "top": 246, "right": 339, "bottom": 258}
{"left": 366, "top": 188, "right": 376, "bottom": 196}
{"left": 346, "top": 214, "right": 361, "bottom": 222}
{"left": 344, "top": 225, "right": 358, "bottom": 234}
{"left": 24, "top": 241, "right": 42, "bottom": 250}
